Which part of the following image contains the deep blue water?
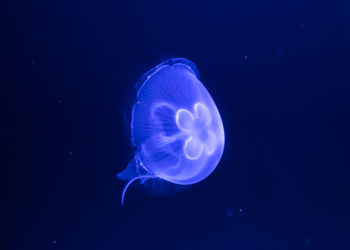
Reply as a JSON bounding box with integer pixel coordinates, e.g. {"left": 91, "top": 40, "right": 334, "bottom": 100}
{"left": 2, "top": 1, "right": 350, "bottom": 250}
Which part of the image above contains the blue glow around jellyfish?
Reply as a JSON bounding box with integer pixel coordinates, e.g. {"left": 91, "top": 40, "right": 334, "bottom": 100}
{"left": 117, "top": 58, "right": 225, "bottom": 205}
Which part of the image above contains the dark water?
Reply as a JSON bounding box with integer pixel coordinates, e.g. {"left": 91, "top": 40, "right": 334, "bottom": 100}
{"left": 3, "top": 1, "right": 350, "bottom": 250}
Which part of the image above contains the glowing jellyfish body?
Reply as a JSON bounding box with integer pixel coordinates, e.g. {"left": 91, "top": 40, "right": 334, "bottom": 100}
{"left": 118, "top": 58, "right": 225, "bottom": 205}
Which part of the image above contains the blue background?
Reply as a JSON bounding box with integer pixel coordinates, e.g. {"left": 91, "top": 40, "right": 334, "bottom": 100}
{"left": 2, "top": 1, "right": 350, "bottom": 249}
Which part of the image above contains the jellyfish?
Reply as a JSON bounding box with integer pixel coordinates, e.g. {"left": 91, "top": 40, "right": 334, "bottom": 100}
{"left": 118, "top": 58, "right": 225, "bottom": 205}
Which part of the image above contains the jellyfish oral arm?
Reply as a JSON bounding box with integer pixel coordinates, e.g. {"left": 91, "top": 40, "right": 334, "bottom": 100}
{"left": 117, "top": 158, "right": 137, "bottom": 181}
{"left": 117, "top": 159, "right": 155, "bottom": 206}
{"left": 120, "top": 175, "right": 155, "bottom": 206}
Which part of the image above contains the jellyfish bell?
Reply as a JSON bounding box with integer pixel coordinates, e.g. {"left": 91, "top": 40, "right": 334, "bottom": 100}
{"left": 118, "top": 58, "right": 225, "bottom": 205}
